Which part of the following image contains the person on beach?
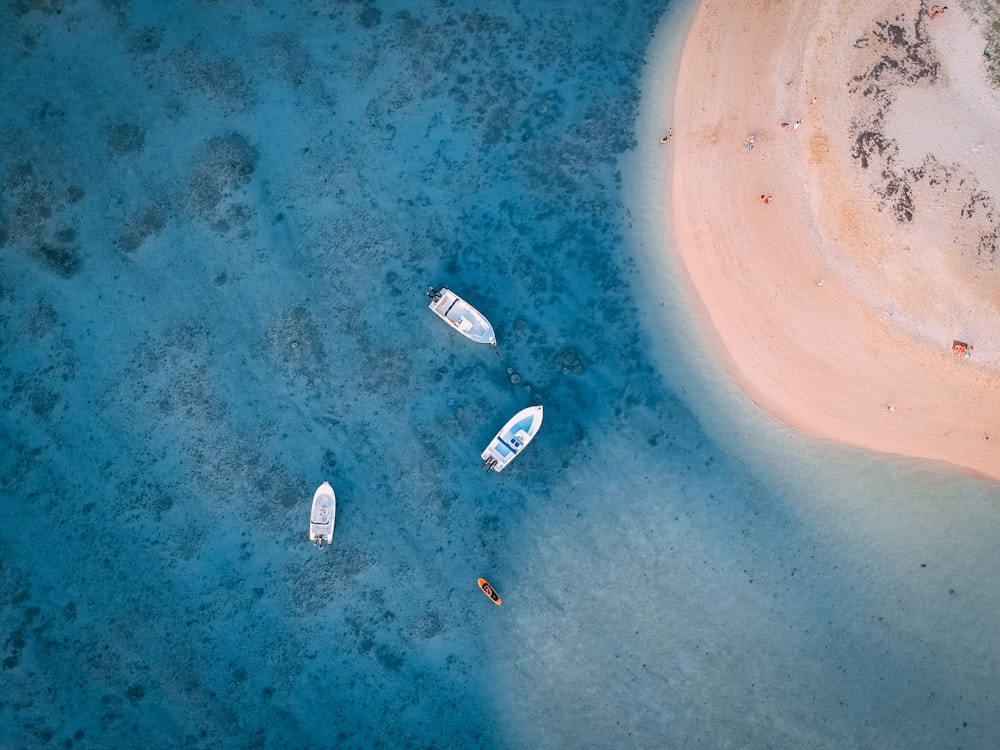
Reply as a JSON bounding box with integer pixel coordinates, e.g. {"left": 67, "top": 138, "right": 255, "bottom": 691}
{"left": 660, "top": 128, "right": 674, "bottom": 143}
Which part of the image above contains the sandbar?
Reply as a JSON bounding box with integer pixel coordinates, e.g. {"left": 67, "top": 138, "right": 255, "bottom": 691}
{"left": 671, "top": 0, "right": 1000, "bottom": 480}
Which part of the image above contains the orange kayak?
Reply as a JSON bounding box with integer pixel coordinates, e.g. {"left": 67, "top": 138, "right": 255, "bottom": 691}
{"left": 477, "top": 578, "right": 502, "bottom": 606}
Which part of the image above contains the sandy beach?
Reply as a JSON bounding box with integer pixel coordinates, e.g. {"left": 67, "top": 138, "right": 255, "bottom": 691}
{"left": 671, "top": 0, "right": 1000, "bottom": 480}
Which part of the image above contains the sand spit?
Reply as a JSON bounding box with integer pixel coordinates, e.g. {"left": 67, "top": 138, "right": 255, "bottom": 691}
{"left": 671, "top": 0, "right": 1000, "bottom": 480}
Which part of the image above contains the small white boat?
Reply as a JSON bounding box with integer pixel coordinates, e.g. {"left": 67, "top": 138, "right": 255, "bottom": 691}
{"left": 309, "top": 481, "right": 336, "bottom": 548}
{"left": 427, "top": 286, "right": 497, "bottom": 353}
{"left": 481, "top": 405, "right": 544, "bottom": 473}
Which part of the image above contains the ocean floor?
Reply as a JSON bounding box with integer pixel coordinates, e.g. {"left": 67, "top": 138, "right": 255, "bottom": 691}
{"left": 1, "top": 0, "right": 999, "bottom": 748}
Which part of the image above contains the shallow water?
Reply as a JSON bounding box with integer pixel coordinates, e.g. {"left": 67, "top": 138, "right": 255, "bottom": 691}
{"left": 2, "top": 0, "right": 999, "bottom": 748}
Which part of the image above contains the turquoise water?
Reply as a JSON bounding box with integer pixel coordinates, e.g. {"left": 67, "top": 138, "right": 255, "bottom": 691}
{"left": 2, "top": 0, "right": 999, "bottom": 748}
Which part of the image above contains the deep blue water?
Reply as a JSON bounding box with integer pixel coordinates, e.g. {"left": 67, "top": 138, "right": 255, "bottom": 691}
{"left": 2, "top": 0, "right": 1000, "bottom": 748}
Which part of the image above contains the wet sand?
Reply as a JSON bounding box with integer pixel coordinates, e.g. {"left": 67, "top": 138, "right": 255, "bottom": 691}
{"left": 670, "top": 0, "right": 1000, "bottom": 480}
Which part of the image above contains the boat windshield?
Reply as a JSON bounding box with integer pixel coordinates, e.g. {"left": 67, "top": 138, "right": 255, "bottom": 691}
{"left": 493, "top": 441, "right": 513, "bottom": 457}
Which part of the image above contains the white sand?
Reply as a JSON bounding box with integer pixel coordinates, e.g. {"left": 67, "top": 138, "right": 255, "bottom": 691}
{"left": 670, "top": 0, "right": 1000, "bottom": 480}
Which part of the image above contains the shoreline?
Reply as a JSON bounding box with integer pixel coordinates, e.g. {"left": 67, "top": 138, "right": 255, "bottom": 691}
{"left": 669, "top": 0, "right": 1000, "bottom": 481}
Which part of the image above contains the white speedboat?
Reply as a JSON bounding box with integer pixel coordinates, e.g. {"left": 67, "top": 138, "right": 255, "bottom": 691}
{"left": 481, "top": 405, "right": 543, "bottom": 473}
{"left": 427, "top": 286, "right": 497, "bottom": 353}
{"left": 309, "top": 481, "right": 336, "bottom": 548}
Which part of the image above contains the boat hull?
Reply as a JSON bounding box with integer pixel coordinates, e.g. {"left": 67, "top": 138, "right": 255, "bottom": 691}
{"left": 478, "top": 578, "right": 502, "bottom": 605}
{"left": 427, "top": 287, "right": 496, "bottom": 346}
{"left": 481, "top": 405, "right": 543, "bottom": 472}
{"left": 309, "top": 481, "right": 336, "bottom": 547}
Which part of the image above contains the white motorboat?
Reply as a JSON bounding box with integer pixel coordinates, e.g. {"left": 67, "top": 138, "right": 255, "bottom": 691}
{"left": 309, "top": 481, "right": 336, "bottom": 548}
{"left": 481, "top": 405, "right": 544, "bottom": 473}
{"left": 426, "top": 286, "right": 497, "bottom": 352}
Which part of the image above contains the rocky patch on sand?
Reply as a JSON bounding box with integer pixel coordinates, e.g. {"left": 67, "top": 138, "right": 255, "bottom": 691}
{"left": 847, "top": 11, "right": 999, "bottom": 268}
